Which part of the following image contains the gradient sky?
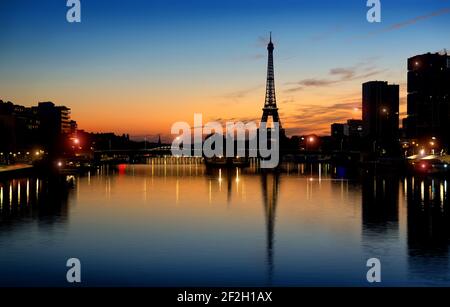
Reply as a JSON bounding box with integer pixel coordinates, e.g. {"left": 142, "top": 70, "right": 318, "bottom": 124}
{"left": 1, "top": 0, "right": 449, "bottom": 140}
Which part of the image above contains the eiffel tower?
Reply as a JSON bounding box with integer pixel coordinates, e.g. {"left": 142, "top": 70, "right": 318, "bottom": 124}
{"left": 261, "top": 33, "right": 281, "bottom": 128}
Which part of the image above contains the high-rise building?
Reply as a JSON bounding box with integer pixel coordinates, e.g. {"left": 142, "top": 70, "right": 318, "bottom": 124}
{"left": 403, "top": 52, "right": 450, "bottom": 149}
{"left": 331, "top": 123, "right": 345, "bottom": 139}
{"left": 33, "top": 102, "right": 72, "bottom": 134}
{"left": 32, "top": 102, "right": 73, "bottom": 154}
{"left": 346, "top": 119, "right": 363, "bottom": 138}
{"left": 33, "top": 102, "right": 72, "bottom": 135}
{"left": 330, "top": 119, "right": 363, "bottom": 152}
{"left": 331, "top": 120, "right": 363, "bottom": 139}
{"left": 0, "top": 100, "right": 40, "bottom": 152}
{"left": 362, "top": 81, "right": 400, "bottom": 156}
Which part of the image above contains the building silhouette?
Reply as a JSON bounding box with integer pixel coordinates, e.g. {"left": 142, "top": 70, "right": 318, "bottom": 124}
{"left": 362, "top": 81, "right": 400, "bottom": 157}
{"left": 403, "top": 52, "right": 450, "bottom": 149}
{"left": 33, "top": 102, "right": 73, "bottom": 154}
{"left": 331, "top": 123, "right": 345, "bottom": 139}
{"left": 0, "top": 100, "right": 40, "bottom": 153}
{"left": 331, "top": 120, "right": 363, "bottom": 140}
{"left": 331, "top": 119, "right": 363, "bottom": 152}
{"left": 346, "top": 119, "right": 364, "bottom": 138}
{"left": 0, "top": 100, "right": 76, "bottom": 161}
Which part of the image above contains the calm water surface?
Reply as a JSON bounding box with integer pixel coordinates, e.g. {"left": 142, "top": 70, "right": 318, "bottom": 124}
{"left": 0, "top": 163, "right": 449, "bottom": 286}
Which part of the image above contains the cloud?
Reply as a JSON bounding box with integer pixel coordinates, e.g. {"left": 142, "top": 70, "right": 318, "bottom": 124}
{"left": 211, "top": 116, "right": 259, "bottom": 122}
{"left": 209, "top": 101, "right": 360, "bottom": 136}
{"left": 280, "top": 97, "right": 295, "bottom": 104}
{"left": 221, "top": 84, "right": 264, "bottom": 102}
{"left": 330, "top": 67, "right": 355, "bottom": 80}
{"left": 289, "top": 78, "right": 336, "bottom": 89}
{"left": 352, "top": 7, "right": 450, "bottom": 41}
{"left": 388, "top": 7, "right": 450, "bottom": 31}
{"left": 282, "top": 101, "right": 362, "bottom": 135}
{"left": 285, "top": 58, "right": 387, "bottom": 93}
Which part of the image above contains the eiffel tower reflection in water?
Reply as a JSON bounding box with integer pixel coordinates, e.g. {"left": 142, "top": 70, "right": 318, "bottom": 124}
{"left": 207, "top": 165, "right": 279, "bottom": 284}
{"left": 260, "top": 171, "right": 279, "bottom": 284}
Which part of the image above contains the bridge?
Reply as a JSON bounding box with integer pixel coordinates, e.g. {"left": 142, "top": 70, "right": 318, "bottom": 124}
{"left": 92, "top": 147, "right": 270, "bottom": 167}
{"left": 93, "top": 146, "right": 173, "bottom": 163}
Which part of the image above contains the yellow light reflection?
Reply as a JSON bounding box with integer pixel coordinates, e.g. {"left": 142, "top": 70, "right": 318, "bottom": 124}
{"left": 26, "top": 180, "right": 30, "bottom": 205}
{"left": 176, "top": 179, "right": 179, "bottom": 204}
{"left": 18, "top": 182, "right": 21, "bottom": 205}
{"left": 420, "top": 181, "right": 425, "bottom": 202}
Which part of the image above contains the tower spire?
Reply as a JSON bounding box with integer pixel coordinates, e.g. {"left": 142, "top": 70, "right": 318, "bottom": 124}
{"left": 261, "top": 32, "right": 281, "bottom": 127}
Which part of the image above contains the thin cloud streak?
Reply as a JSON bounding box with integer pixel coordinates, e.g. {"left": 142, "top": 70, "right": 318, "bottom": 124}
{"left": 283, "top": 101, "right": 362, "bottom": 135}
{"left": 220, "top": 84, "right": 264, "bottom": 102}
{"left": 284, "top": 62, "right": 387, "bottom": 93}
{"left": 351, "top": 7, "right": 450, "bottom": 41}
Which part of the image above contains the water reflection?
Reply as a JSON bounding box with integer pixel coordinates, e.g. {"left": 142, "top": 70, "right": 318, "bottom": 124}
{"left": 362, "top": 175, "right": 399, "bottom": 228}
{"left": 1, "top": 163, "right": 450, "bottom": 286}
{"left": 0, "top": 176, "right": 72, "bottom": 230}
{"left": 406, "top": 177, "right": 450, "bottom": 283}
{"left": 260, "top": 171, "right": 280, "bottom": 284}
{"left": 206, "top": 166, "right": 282, "bottom": 285}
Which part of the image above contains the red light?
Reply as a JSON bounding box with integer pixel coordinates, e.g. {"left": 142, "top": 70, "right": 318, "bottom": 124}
{"left": 118, "top": 164, "right": 127, "bottom": 174}
{"left": 421, "top": 163, "right": 427, "bottom": 169}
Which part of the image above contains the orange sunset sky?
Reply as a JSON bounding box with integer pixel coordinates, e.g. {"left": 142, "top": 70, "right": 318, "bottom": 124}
{"left": 1, "top": 0, "right": 449, "bottom": 141}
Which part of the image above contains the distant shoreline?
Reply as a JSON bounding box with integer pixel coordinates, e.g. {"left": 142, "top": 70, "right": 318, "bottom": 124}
{"left": 0, "top": 164, "right": 34, "bottom": 178}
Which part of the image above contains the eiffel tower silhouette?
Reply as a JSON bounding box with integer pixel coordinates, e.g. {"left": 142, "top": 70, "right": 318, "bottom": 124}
{"left": 261, "top": 33, "right": 281, "bottom": 128}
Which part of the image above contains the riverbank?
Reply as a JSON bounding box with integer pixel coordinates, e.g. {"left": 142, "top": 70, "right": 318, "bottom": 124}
{"left": 0, "top": 164, "right": 35, "bottom": 179}
{"left": 0, "top": 164, "right": 34, "bottom": 176}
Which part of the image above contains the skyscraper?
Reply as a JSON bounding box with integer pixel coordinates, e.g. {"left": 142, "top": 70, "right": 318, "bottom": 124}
{"left": 404, "top": 52, "right": 450, "bottom": 149}
{"left": 362, "top": 81, "right": 400, "bottom": 156}
{"left": 33, "top": 102, "right": 73, "bottom": 155}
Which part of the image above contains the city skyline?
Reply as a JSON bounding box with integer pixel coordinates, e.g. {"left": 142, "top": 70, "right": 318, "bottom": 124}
{"left": 1, "top": 0, "right": 449, "bottom": 139}
{"left": 2, "top": 1, "right": 450, "bottom": 291}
